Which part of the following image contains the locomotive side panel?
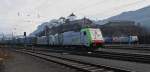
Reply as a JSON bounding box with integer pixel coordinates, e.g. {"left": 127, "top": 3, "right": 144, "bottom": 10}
{"left": 62, "top": 31, "right": 82, "bottom": 46}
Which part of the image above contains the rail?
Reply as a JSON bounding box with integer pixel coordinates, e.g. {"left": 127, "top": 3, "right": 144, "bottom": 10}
{"left": 15, "top": 49, "right": 131, "bottom": 72}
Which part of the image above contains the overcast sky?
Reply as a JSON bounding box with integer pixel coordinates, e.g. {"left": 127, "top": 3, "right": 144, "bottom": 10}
{"left": 0, "top": 0, "right": 150, "bottom": 35}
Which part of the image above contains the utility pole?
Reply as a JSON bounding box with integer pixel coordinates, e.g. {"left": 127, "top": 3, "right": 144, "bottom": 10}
{"left": 2, "top": 33, "right": 4, "bottom": 43}
{"left": 83, "top": 17, "right": 85, "bottom": 28}
{"left": 11, "top": 32, "right": 14, "bottom": 48}
{"left": 45, "top": 26, "right": 49, "bottom": 45}
{"left": 24, "top": 32, "right": 27, "bottom": 49}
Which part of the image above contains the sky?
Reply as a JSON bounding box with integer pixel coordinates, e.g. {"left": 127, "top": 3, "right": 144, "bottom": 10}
{"left": 0, "top": 0, "right": 150, "bottom": 35}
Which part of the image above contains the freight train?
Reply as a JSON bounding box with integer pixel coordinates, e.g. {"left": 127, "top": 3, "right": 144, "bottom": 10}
{"left": 0, "top": 28, "right": 104, "bottom": 50}
{"left": 104, "top": 36, "right": 138, "bottom": 44}
{"left": 0, "top": 28, "right": 139, "bottom": 50}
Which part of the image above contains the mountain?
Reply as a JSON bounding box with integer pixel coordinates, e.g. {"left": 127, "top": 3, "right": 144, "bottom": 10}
{"left": 101, "top": 5, "right": 150, "bottom": 29}
{"left": 30, "top": 19, "right": 64, "bottom": 36}
{"left": 30, "top": 17, "right": 145, "bottom": 37}
{"left": 30, "top": 17, "right": 97, "bottom": 36}
{"left": 30, "top": 11, "right": 148, "bottom": 37}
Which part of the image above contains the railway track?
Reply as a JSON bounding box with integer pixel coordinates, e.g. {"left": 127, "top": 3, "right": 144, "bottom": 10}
{"left": 105, "top": 44, "right": 150, "bottom": 50}
{"left": 15, "top": 49, "right": 131, "bottom": 72}
{"left": 82, "top": 51, "right": 150, "bottom": 64}
{"left": 24, "top": 47, "right": 150, "bottom": 64}
{"left": 104, "top": 47, "right": 150, "bottom": 51}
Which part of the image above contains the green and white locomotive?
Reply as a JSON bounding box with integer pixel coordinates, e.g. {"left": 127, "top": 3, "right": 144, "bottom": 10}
{"left": 37, "top": 28, "right": 104, "bottom": 50}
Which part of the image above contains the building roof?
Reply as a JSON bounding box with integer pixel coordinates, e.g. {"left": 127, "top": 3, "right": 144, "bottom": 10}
{"left": 69, "top": 13, "right": 76, "bottom": 16}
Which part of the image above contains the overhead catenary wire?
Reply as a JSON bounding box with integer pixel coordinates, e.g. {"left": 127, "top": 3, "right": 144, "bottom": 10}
{"left": 73, "top": 0, "right": 106, "bottom": 12}
{"left": 92, "top": 0, "right": 144, "bottom": 16}
{"left": 14, "top": 0, "right": 148, "bottom": 22}
{"left": 75, "top": 0, "right": 145, "bottom": 19}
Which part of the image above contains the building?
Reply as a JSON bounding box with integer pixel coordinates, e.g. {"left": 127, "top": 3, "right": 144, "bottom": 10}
{"left": 58, "top": 17, "right": 66, "bottom": 24}
{"left": 67, "top": 13, "right": 77, "bottom": 21}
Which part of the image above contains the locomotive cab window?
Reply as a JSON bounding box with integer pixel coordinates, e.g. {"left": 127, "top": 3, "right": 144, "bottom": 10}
{"left": 83, "top": 31, "right": 86, "bottom": 35}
